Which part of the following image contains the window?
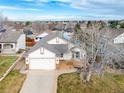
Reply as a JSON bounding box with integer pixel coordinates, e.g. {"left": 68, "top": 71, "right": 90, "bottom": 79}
{"left": 72, "top": 53, "right": 74, "bottom": 58}
{"left": 11, "top": 45, "right": 13, "bottom": 48}
{"left": 36, "top": 37, "right": 38, "bottom": 40}
{"left": 76, "top": 52, "right": 80, "bottom": 58}
{"left": 4, "top": 44, "right": 13, "bottom": 49}
{"left": 61, "top": 53, "right": 63, "bottom": 58}
{"left": 40, "top": 48, "right": 44, "bottom": 54}
{"left": 0, "top": 44, "right": 1, "bottom": 49}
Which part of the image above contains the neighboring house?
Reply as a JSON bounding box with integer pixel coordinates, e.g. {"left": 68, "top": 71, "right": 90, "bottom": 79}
{"left": 52, "top": 24, "right": 65, "bottom": 31}
{"left": 24, "top": 31, "right": 86, "bottom": 70}
{"left": 100, "top": 28, "right": 124, "bottom": 44}
{"left": 63, "top": 28, "right": 74, "bottom": 41}
{"left": 23, "top": 28, "right": 36, "bottom": 47}
{"left": 35, "top": 32, "right": 48, "bottom": 42}
{"left": 63, "top": 32, "right": 72, "bottom": 40}
{"left": 23, "top": 28, "right": 35, "bottom": 39}
{"left": 0, "top": 27, "right": 6, "bottom": 33}
{"left": 26, "top": 37, "right": 36, "bottom": 48}
{"left": 64, "top": 28, "right": 74, "bottom": 33}
{"left": 114, "top": 32, "right": 124, "bottom": 44}
{"left": 0, "top": 29, "right": 26, "bottom": 54}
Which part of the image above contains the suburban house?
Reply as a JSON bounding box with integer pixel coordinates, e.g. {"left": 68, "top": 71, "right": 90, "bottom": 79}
{"left": 0, "top": 29, "right": 26, "bottom": 54}
{"left": 23, "top": 29, "right": 34, "bottom": 39}
{"left": 99, "top": 28, "right": 124, "bottom": 44}
{"left": 24, "top": 31, "right": 86, "bottom": 70}
{"left": 63, "top": 29, "right": 74, "bottom": 41}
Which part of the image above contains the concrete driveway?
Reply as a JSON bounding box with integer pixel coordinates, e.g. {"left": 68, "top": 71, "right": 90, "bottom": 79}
{"left": 20, "top": 70, "right": 56, "bottom": 93}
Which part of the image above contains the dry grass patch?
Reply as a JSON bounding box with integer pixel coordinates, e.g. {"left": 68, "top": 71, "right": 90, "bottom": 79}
{"left": 0, "top": 70, "right": 26, "bottom": 93}
{"left": 57, "top": 72, "right": 124, "bottom": 93}
{"left": 0, "top": 56, "right": 18, "bottom": 77}
{"left": 57, "top": 60, "right": 81, "bottom": 70}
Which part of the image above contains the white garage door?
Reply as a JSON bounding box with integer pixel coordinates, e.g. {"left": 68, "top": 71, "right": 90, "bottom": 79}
{"left": 29, "top": 58, "right": 56, "bottom": 70}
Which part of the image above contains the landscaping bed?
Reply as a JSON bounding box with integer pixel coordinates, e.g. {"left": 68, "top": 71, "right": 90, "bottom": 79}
{"left": 57, "top": 72, "right": 124, "bottom": 93}
{"left": 0, "top": 70, "right": 26, "bottom": 93}
{"left": 57, "top": 60, "right": 81, "bottom": 70}
{"left": 0, "top": 56, "right": 18, "bottom": 77}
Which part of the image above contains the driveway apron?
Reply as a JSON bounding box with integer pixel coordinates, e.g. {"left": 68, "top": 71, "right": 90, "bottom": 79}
{"left": 20, "top": 70, "right": 55, "bottom": 93}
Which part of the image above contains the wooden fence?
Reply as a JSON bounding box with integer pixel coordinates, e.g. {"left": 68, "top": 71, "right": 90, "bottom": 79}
{"left": 0, "top": 52, "right": 25, "bottom": 81}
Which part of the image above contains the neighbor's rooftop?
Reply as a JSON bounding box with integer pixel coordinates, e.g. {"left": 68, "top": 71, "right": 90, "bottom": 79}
{"left": 0, "top": 30, "right": 23, "bottom": 43}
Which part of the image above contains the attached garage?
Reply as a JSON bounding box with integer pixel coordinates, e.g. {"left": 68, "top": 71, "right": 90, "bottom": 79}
{"left": 24, "top": 32, "right": 69, "bottom": 70}
{"left": 29, "top": 58, "right": 56, "bottom": 70}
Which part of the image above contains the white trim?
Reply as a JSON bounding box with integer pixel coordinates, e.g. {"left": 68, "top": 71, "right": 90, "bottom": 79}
{"left": 56, "top": 37, "right": 59, "bottom": 43}
{"left": 40, "top": 47, "right": 44, "bottom": 54}
{"left": 29, "top": 57, "right": 56, "bottom": 59}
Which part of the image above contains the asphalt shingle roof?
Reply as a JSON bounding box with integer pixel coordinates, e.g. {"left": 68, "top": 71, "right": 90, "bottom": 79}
{"left": 0, "top": 31, "right": 22, "bottom": 43}
{"left": 101, "top": 28, "right": 124, "bottom": 39}
{"left": 24, "top": 31, "right": 68, "bottom": 57}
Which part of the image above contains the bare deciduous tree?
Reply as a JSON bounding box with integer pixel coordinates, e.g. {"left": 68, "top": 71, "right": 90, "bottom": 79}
{"left": 73, "top": 22, "right": 124, "bottom": 82}
{"left": 0, "top": 12, "right": 4, "bottom": 27}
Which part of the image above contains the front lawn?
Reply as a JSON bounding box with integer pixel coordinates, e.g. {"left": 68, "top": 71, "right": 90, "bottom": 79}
{"left": 0, "top": 70, "right": 26, "bottom": 93}
{"left": 0, "top": 56, "right": 18, "bottom": 77}
{"left": 57, "top": 73, "right": 124, "bottom": 93}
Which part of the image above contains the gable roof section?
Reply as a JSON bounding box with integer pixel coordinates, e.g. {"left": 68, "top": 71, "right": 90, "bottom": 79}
{"left": 0, "top": 31, "right": 22, "bottom": 43}
{"left": 39, "top": 31, "right": 65, "bottom": 44}
{"left": 103, "top": 28, "right": 124, "bottom": 39}
{"left": 24, "top": 31, "right": 68, "bottom": 57}
{"left": 36, "top": 32, "right": 48, "bottom": 38}
{"left": 43, "top": 44, "right": 68, "bottom": 57}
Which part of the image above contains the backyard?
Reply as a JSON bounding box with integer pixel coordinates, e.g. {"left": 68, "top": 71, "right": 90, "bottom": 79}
{"left": 57, "top": 72, "right": 124, "bottom": 93}
{"left": 0, "top": 56, "right": 18, "bottom": 77}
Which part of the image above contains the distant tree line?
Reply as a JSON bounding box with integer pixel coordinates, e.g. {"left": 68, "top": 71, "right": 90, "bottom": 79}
{"left": 109, "top": 20, "right": 124, "bottom": 29}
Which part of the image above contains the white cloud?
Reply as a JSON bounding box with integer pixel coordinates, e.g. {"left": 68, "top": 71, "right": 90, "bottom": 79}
{"left": 89, "top": 0, "right": 122, "bottom": 4}
{"left": 22, "top": 0, "right": 124, "bottom": 5}
{"left": 5, "top": 13, "right": 85, "bottom": 21}
{"left": 4, "top": 0, "right": 124, "bottom": 20}
{"left": 0, "top": 6, "right": 21, "bottom": 10}
{"left": 67, "top": 0, "right": 124, "bottom": 8}
{"left": 0, "top": 5, "right": 40, "bottom": 11}
{"left": 8, "top": 14, "right": 124, "bottom": 21}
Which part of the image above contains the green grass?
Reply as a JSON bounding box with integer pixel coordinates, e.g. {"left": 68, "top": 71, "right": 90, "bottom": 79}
{"left": 57, "top": 73, "right": 124, "bottom": 93}
{"left": 0, "top": 70, "right": 26, "bottom": 93}
{"left": 0, "top": 56, "right": 18, "bottom": 77}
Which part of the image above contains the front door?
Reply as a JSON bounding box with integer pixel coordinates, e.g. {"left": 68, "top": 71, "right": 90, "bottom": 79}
{"left": 76, "top": 52, "right": 80, "bottom": 59}
{"left": 72, "top": 52, "right": 80, "bottom": 59}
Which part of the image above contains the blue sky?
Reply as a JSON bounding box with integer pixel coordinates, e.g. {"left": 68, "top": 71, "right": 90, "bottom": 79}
{"left": 0, "top": 0, "right": 124, "bottom": 21}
